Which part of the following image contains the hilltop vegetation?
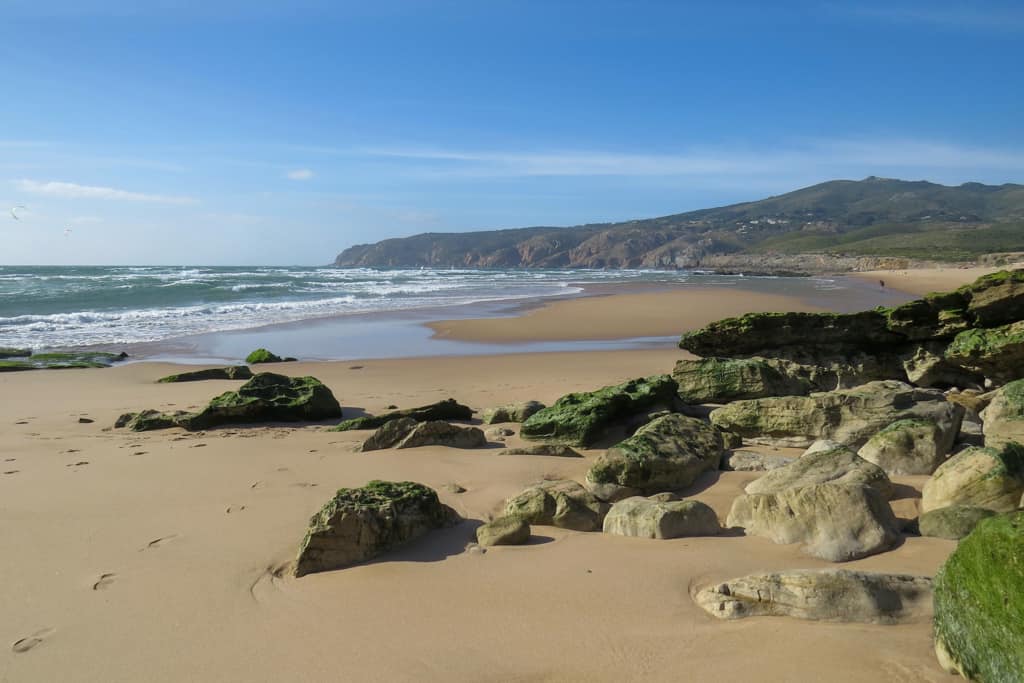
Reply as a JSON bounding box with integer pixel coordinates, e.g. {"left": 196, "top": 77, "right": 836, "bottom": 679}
{"left": 334, "top": 177, "right": 1024, "bottom": 270}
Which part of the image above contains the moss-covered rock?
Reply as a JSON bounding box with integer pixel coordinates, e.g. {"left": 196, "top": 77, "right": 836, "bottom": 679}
{"left": 918, "top": 505, "right": 997, "bottom": 540}
{"left": 520, "top": 375, "right": 678, "bottom": 446}
{"left": 294, "top": 480, "right": 459, "bottom": 576}
{"left": 921, "top": 443, "right": 1024, "bottom": 513}
{"left": 504, "top": 480, "right": 609, "bottom": 532}
{"left": 245, "top": 348, "right": 295, "bottom": 364}
{"left": 933, "top": 511, "right": 1024, "bottom": 681}
{"left": 856, "top": 418, "right": 952, "bottom": 476}
{"left": 980, "top": 378, "right": 1024, "bottom": 449}
{"left": 586, "top": 413, "right": 723, "bottom": 500}
{"left": 332, "top": 398, "right": 473, "bottom": 431}
{"left": 672, "top": 357, "right": 813, "bottom": 403}
{"left": 0, "top": 347, "right": 31, "bottom": 358}
{"left": 156, "top": 366, "right": 253, "bottom": 383}
{"left": 945, "top": 320, "right": 1024, "bottom": 385}
{"left": 0, "top": 351, "right": 128, "bottom": 371}
{"left": 115, "top": 372, "right": 341, "bottom": 431}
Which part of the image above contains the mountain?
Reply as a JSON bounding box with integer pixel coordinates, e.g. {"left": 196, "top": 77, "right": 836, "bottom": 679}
{"left": 334, "top": 178, "right": 1024, "bottom": 271}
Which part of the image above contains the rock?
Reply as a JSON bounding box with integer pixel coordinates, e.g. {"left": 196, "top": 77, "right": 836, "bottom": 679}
{"left": 694, "top": 570, "right": 933, "bottom": 624}
{"left": 901, "top": 343, "right": 984, "bottom": 389}
{"left": 671, "top": 357, "right": 812, "bottom": 403}
{"left": 802, "top": 439, "right": 845, "bottom": 456}
{"left": 359, "top": 419, "right": 487, "bottom": 451}
{"left": 444, "top": 482, "right": 467, "bottom": 494}
{"left": 476, "top": 516, "right": 530, "bottom": 546}
{"left": 744, "top": 445, "right": 892, "bottom": 499}
{"left": 857, "top": 418, "right": 953, "bottom": 475}
{"left": 156, "top": 366, "right": 253, "bottom": 383}
{"left": 710, "top": 380, "right": 964, "bottom": 449}
{"left": 245, "top": 348, "right": 292, "bottom": 364}
{"left": 115, "top": 373, "right": 342, "bottom": 431}
{"left": 602, "top": 496, "right": 720, "bottom": 539}
{"left": 727, "top": 483, "right": 900, "bottom": 562}
{"left": 933, "top": 511, "right": 1024, "bottom": 681}
{"left": 294, "top": 480, "right": 459, "bottom": 576}
{"left": 919, "top": 505, "right": 997, "bottom": 540}
{"left": 504, "top": 480, "right": 609, "bottom": 532}
{"left": 721, "top": 450, "right": 796, "bottom": 472}
{"left": 498, "top": 445, "right": 583, "bottom": 458}
{"left": 718, "top": 430, "right": 743, "bottom": 449}
{"left": 486, "top": 427, "right": 515, "bottom": 441}
{"left": 980, "top": 378, "right": 1024, "bottom": 449}
{"left": 520, "top": 375, "right": 678, "bottom": 447}
{"left": 921, "top": 443, "right": 1024, "bottom": 513}
{"left": 944, "top": 320, "right": 1024, "bottom": 385}
{"left": 481, "top": 401, "right": 546, "bottom": 424}
{"left": 0, "top": 351, "right": 128, "bottom": 371}
{"left": 586, "top": 414, "right": 723, "bottom": 500}
{"left": 0, "top": 347, "right": 31, "bottom": 358}
{"left": 77, "top": 417, "right": 94, "bottom": 424}
{"left": 332, "top": 399, "right": 473, "bottom": 431}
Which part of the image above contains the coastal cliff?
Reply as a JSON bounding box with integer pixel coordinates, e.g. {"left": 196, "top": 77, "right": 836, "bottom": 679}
{"left": 335, "top": 177, "right": 1024, "bottom": 272}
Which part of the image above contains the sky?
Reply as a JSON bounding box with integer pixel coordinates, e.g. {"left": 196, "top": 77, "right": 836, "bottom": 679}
{"left": 1, "top": 0, "right": 1022, "bottom": 265}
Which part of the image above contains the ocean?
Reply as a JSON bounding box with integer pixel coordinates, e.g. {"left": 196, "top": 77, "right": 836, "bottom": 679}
{"left": 0, "top": 265, "right": 879, "bottom": 360}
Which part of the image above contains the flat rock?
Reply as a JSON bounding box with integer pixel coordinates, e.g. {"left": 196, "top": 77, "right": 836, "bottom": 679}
{"left": 694, "top": 570, "right": 933, "bottom": 624}
{"left": 498, "top": 445, "right": 582, "bottom": 458}
{"left": 672, "top": 356, "right": 813, "bottom": 403}
{"left": 602, "top": 496, "right": 720, "bottom": 539}
{"left": 921, "top": 443, "right": 1024, "bottom": 513}
{"left": 156, "top": 366, "right": 253, "bottom": 383}
{"left": 504, "top": 480, "right": 609, "bottom": 532}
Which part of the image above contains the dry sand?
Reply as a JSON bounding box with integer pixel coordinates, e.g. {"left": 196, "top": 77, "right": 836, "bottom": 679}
{"left": 848, "top": 263, "right": 1024, "bottom": 297}
{"left": 0, "top": 280, "right": 970, "bottom": 682}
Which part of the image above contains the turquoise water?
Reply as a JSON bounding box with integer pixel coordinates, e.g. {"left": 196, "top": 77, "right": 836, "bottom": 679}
{"left": 0, "top": 265, "right": 899, "bottom": 355}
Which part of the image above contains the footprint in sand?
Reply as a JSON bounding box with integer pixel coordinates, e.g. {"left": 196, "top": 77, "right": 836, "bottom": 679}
{"left": 92, "top": 573, "right": 117, "bottom": 591}
{"left": 250, "top": 480, "right": 266, "bottom": 489}
{"left": 131, "top": 451, "right": 148, "bottom": 456}
{"left": 291, "top": 482, "right": 318, "bottom": 488}
{"left": 140, "top": 534, "right": 179, "bottom": 551}
{"left": 15, "top": 421, "right": 29, "bottom": 425}
{"left": 11, "top": 628, "right": 55, "bottom": 654}
{"left": 3, "top": 470, "right": 19, "bottom": 475}
{"left": 190, "top": 443, "right": 207, "bottom": 448}
{"left": 225, "top": 505, "right": 246, "bottom": 514}
{"left": 4, "top": 458, "right": 15, "bottom": 462}
{"left": 66, "top": 461, "right": 90, "bottom": 468}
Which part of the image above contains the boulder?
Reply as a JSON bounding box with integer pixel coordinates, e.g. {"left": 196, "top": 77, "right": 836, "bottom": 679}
{"left": 694, "top": 570, "right": 932, "bottom": 624}
{"left": 520, "top": 375, "right": 678, "bottom": 446}
{"left": 857, "top": 418, "right": 952, "bottom": 476}
{"left": 671, "top": 357, "right": 812, "bottom": 403}
{"left": 0, "top": 347, "right": 31, "bottom": 358}
{"left": 901, "top": 343, "right": 983, "bottom": 389}
{"left": 919, "top": 505, "right": 997, "bottom": 540}
{"left": 980, "top": 378, "right": 1024, "bottom": 449}
{"left": 744, "top": 445, "right": 892, "bottom": 499}
{"left": 944, "top": 320, "right": 1024, "bottom": 385}
{"left": 1, "top": 351, "right": 128, "bottom": 371}
{"left": 359, "top": 419, "right": 487, "bottom": 452}
{"left": 245, "top": 348, "right": 293, "bottom": 364}
{"left": 602, "top": 496, "right": 720, "bottom": 539}
{"left": 504, "top": 480, "right": 609, "bottom": 532}
{"left": 116, "top": 373, "right": 342, "bottom": 431}
{"left": 333, "top": 398, "right": 473, "bottom": 431}
{"left": 156, "top": 366, "right": 253, "bottom": 383}
{"left": 481, "top": 401, "right": 546, "bottom": 424}
{"left": 721, "top": 450, "right": 796, "bottom": 472}
{"left": 586, "top": 413, "right": 723, "bottom": 500}
{"left": 933, "top": 511, "right": 1024, "bottom": 681}
{"left": 726, "top": 483, "right": 900, "bottom": 562}
{"left": 498, "top": 445, "right": 582, "bottom": 458}
{"left": 476, "top": 516, "right": 530, "bottom": 547}
{"left": 921, "top": 444, "right": 1024, "bottom": 513}
{"left": 709, "top": 380, "right": 964, "bottom": 449}
{"left": 294, "top": 480, "right": 459, "bottom": 576}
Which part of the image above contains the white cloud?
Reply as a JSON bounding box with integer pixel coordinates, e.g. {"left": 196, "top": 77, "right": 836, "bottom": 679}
{"left": 14, "top": 179, "right": 196, "bottom": 204}
{"left": 286, "top": 168, "right": 315, "bottom": 180}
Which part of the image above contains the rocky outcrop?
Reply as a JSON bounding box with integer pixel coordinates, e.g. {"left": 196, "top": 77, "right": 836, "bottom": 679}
{"left": 602, "top": 496, "right": 720, "bottom": 539}
{"left": 980, "top": 378, "right": 1024, "bottom": 449}
{"left": 115, "top": 373, "right": 342, "bottom": 431}
{"left": 482, "top": 401, "right": 546, "bottom": 424}
{"left": 0, "top": 350, "right": 128, "bottom": 372}
{"left": 671, "top": 357, "right": 813, "bottom": 403}
{"left": 921, "top": 444, "right": 1024, "bottom": 513}
{"left": 498, "top": 445, "right": 582, "bottom": 458}
{"left": 0, "top": 347, "right": 31, "bottom": 358}
{"left": 294, "top": 481, "right": 459, "bottom": 576}
{"left": 743, "top": 445, "right": 892, "bottom": 499}
{"left": 709, "top": 381, "right": 964, "bottom": 449}
{"left": 727, "top": 483, "right": 900, "bottom": 562}
{"left": 476, "top": 516, "right": 530, "bottom": 547}
{"left": 585, "top": 414, "right": 723, "bottom": 501}
{"left": 856, "top": 418, "right": 953, "bottom": 476}
{"left": 333, "top": 399, "right": 473, "bottom": 431}
{"left": 521, "top": 375, "right": 678, "bottom": 447}
{"left": 694, "top": 570, "right": 933, "bottom": 623}
{"left": 504, "top": 480, "right": 609, "bottom": 532}
{"left": 918, "top": 505, "right": 997, "bottom": 540}
{"left": 156, "top": 366, "right": 253, "bottom": 383}
{"left": 944, "top": 320, "right": 1024, "bottom": 385}
{"left": 359, "top": 418, "right": 486, "bottom": 451}
{"left": 933, "top": 511, "right": 1024, "bottom": 681}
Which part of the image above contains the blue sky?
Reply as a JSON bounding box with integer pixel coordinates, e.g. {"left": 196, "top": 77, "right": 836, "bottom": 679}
{"left": 1, "top": 0, "right": 1022, "bottom": 265}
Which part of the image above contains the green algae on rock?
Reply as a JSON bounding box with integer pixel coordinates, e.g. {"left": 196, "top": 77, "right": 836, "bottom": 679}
{"left": 933, "top": 511, "right": 1024, "bottom": 681}
{"left": 921, "top": 443, "right": 1024, "bottom": 514}
{"left": 245, "top": 348, "right": 296, "bottom": 364}
{"left": 332, "top": 398, "right": 473, "bottom": 431}
{"left": 945, "top": 321, "right": 1024, "bottom": 385}
{"left": 520, "top": 374, "right": 678, "bottom": 447}
{"left": 672, "top": 357, "right": 813, "bottom": 403}
{"left": 0, "top": 351, "right": 128, "bottom": 372}
{"left": 0, "top": 347, "right": 31, "bottom": 359}
{"left": 156, "top": 366, "right": 253, "bottom": 383}
{"left": 980, "top": 378, "right": 1024, "bottom": 449}
{"left": 294, "top": 480, "right": 459, "bottom": 576}
{"left": 918, "top": 505, "right": 997, "bottom": 540}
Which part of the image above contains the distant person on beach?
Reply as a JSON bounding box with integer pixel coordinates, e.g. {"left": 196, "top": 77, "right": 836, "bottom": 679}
{"left": 879, "top": 279, "right": 885, "bottom": 289}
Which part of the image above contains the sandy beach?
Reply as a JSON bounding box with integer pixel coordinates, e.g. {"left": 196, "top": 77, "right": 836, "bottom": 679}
{"left": 0, "top": 268, "right": 989, "bottom": 682}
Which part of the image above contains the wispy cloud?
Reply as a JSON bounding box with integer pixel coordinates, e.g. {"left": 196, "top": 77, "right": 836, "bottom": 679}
{"left": 831, "top": 2, "right": 1024, "bottom": 33}
{"left": 13, "top": 179, "right": 197, "bottom": 204}
{"left": 285, "top": 168, "right": 315, "bottom": 180}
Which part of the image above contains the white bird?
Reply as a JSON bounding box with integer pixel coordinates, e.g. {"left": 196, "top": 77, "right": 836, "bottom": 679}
{"left": 10, "top": 206, "right": 25, "bottom": 220}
